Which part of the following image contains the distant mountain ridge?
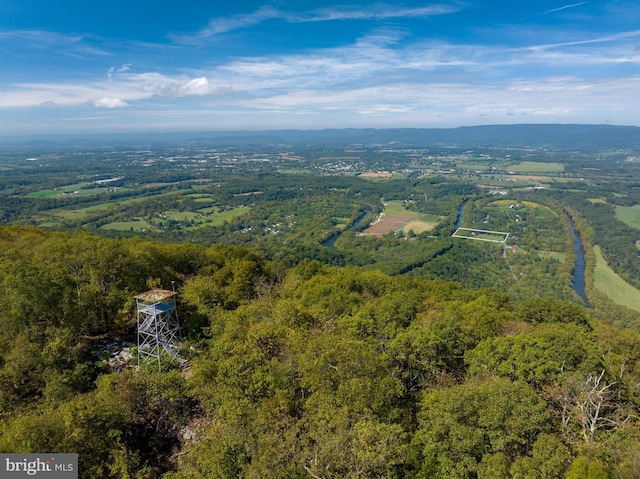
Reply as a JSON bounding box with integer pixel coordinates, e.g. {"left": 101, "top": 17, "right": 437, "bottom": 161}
{"left": 2, "top": 124, "right": 640, "bottom": 150}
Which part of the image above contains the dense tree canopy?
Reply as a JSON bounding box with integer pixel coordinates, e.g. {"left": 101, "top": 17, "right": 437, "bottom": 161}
{"left": 0, "top": 226, "right": 638, "bottom": 478}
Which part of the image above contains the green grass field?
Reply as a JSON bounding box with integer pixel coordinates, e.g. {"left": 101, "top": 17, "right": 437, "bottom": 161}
{"left": 24, "top": 189, "right": 62, "bottom": 198}
{"left": 101, "top": 219, "right": 153, "bottom": 232}
{"left": 487, "top": 199, "right": 557, "bottom": 217}
{"left": 538, "top": 251, "right": 566, "bottom": 263}
{"left": 453, "top": 227, "right": 508, "bottom": 243}
{"left": 164, "top": 211, "right": 202, "bottom": 222}
{"left": 402, "top": 217, "right": 440, "bottom": 233}
{"left": 156, "top": 207, "right": 250, "bottom": 229}
{"left": 458, "top": 162, "right": 492, "bottom": 171}
{"left": 593, "top": 246, "right": 640, "bottom": 312}
{"left": 24, "top": 182, "right": 129, "bottom": 199}
{"left": 615, "top": 205, "right": 640, "bottom": 230}
{"left": 55, "top": 203, "right": 117, "bottom": 219}
{"left": 331, "top": 216, "right": 351, "bottom": 229}
{"left": 384, "top": 200, "right": 415, "bottom": 216}
{"left": 520, "top": 201, "right": 557, "bottom": 217}
{"left": 507, "top": 161, "right": 564, "bottom": 173}
{"left": 206, "top": 207, "right": 249, "bottom": 225}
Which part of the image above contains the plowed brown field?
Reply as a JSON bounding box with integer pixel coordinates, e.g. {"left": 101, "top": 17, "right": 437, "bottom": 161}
{"left": 363, "top": 214, "right": 413, "bottom": 235}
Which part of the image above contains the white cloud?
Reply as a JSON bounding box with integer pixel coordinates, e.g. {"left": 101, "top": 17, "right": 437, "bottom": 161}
{"left": 93, "top": 97, "right": 128, "bottom": 108}
{"left": 180, "top": 77, "right": 211, "bottom": 95}
{"left": 1, "top": 20, "right": 640, "bottom": 130}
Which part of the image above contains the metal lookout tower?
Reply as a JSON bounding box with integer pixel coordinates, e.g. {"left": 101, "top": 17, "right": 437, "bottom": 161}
{"left": 135, "top": 287, "right": 181, "bottom": 371}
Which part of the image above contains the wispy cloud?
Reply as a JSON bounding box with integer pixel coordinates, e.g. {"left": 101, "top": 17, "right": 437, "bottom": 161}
{"left": 524, "top": 29, "right": 640, "bottom": 50}
{"left": 543, "top": 2, "right": 589, "bottom": 15}
{"left": 294, "top": 4, "right": 460, "bottom": 22}
{"left": 172, "top": 3, "right": 459, "bottom": 43}
{"left": 0, "top": 29, "right": 111, "bottom": 57}
{"left": 107, "top": 64, "right": 132, "bottom": 81}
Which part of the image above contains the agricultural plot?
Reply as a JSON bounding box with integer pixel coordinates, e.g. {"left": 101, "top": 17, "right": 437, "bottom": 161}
{"left": 187, "top": 195, "right": 216, "bottom": 203}
{"left": 101, "top": 219, "right": 153, "bottom": 232}
{"left": 402, "top": 214, "right": 442, "bottom": 234}
{"left": 520, "top": 201, "right": 557, "bottom": 217}
{"left": 615, "top": 205, "right": 640, "bottom": 230}
{"left": 458, "top": 162, "right": 492, "bottom": 171}
{"left": 55, "top": 203, "right": 117, "bottom": 220}
{"left": 593, "top": 246, "right": 640, "bottom": 312}
{"left": 453, "top": 228, "right": 509, "bottom": 243}
{"left": 538, "top": 251, "right": 566, "bottom": 263}
{"left": 25, "top": 182, "right": 128, "bottom": 198}
{"left": 364, "top": 214, "right": 413, "bottom": 235}
{"left": 151, "top": 206, "right": 250, "bottom": 230}
{"left": 359, "top": 172, "right": 394, "bottom": 178}
{"left": 363, "top": 201, "right": 441, "bottom": 235}
{"left": 24, "top": 189, "right": 63, "bottom": 198}
{"left": 487, "top": 199, "right": 557, "bottom": 218}
{"left": 507, "top": 161, "right": 564, "bottom": 173}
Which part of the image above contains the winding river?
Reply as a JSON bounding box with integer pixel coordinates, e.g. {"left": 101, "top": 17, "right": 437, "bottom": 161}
{"left": 324, "top": 201, "right": 588, "bottom": 303}
{"left": 568, "top": 216, "right": 588, "bottom": 304}
{"left": 455, "top": 200, "right": 469, "bottom": 229}
{"left": 455, "top": 200, "right": 587, "bottom": 302}
{"left": 321, "top": 209, "right": 371, "bottom": 248}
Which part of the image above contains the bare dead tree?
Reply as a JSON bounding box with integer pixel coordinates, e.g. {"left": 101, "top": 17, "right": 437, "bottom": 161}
{"left": 573, "top": 370, "right": 619, "bottom": 442}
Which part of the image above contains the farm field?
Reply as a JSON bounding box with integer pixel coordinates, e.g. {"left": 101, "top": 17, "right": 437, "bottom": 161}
{"left": 359, "top": 172, "right": 394, "bottom": 178}
{"left": 383, "top": 200, "right": 416, "bottom": 215}
{"left": 538, "top": 251, "right": 566, "bottom": 263}
{"left": 100, "top": 219, "right": 153, "bottom": 232}
{"left": 24, "top": 183, "right": 131, "bottom": 198}
{"left": 507, "top": 161, "right": 564, "bottom": 173}
{"left": 520, "top": 201, "right": 557, "bottom": 217}
{"left": 615, "top": 205, "right": 640, "bottom": 230}
{"left": 363, "top": 200, "right": 440, "bottom": 235}
{"left": 162, "top": 206, "right": 250, "bottom": 228}
{"left": 453, "top": 227, "right": 509, "bottom": 243}
{"left": 486, "top": 199, "right": 557, "bottom": 218}
{"left": 364, "top": 214, "right": 413, "bottom": 235}
{"left": 402, "top": 215, "right": 441, "bottom": 234}
{"left": 593, "top": 246, "right": 640, "bottom": 312}
{"left": 458, "top": 162, "right": 493, "bottom": 171}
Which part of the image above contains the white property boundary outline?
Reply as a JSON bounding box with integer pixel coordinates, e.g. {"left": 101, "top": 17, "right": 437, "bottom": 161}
{"left": 452, "top": 227, "right": 509, "bottom": 244}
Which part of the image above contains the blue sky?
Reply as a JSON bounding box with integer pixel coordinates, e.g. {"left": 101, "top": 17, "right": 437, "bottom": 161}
{"left": 1, "top": 1, "right": 639, "bottom": 135}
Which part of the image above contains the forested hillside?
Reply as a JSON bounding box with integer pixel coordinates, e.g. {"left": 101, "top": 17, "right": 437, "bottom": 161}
{"left": 1, "top": 226, "right": 639, "bottom": 478}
